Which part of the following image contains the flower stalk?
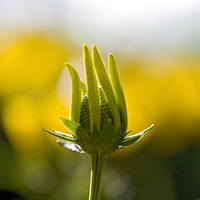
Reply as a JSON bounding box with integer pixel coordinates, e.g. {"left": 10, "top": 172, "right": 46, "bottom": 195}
{"left": 89, "top": 151, "right": 105, "bottom": 200}
{"left": 42, "top": 44, "right": 154, "bottom": 200}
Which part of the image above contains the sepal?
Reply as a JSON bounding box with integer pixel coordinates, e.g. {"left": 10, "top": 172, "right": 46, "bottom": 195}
{"left": 120, "top": 124, "right": 154, "bottom": 147}
{"left": 59, "top": 117, "right": 80, "bottom": 136}
{"left": 41, "top": 128, "right": 77, "bottom": 144}
{"left": 65, "top": 63, "right": 81, "bottom": 123}
{"left": 80, "top": 80, "right": 87, "bottom": 97}
{"left": 108, "top": 53, "right": 127, "bottom": 135}
{"left": 95, "top": 118, "right": 122, "bottom": 155}
{"left": 84, "top": 44, "right": 101, "bottom": 133}
{"left": 93, "top": 45, "right": 121, "bottom": 132}
{"left": 75, "top": 125, "right": 95, "bottom": 152}
{"left": 58, "top": 141, "right": 84, "bottom": 153}
{"left": 58, "top": 117, "right": 95, "bottom": 152}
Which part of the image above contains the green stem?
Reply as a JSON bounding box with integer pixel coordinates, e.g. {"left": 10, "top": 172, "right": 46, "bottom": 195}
{"left": 89, "top": 151, "right": 105, "bottom": 200}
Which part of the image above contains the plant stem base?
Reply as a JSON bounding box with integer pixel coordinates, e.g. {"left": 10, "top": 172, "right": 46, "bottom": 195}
{"left": 89, "top": 151, "right": 105, "bottom": 200}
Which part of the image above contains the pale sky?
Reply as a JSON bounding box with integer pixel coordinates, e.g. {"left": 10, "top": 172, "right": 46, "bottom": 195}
{"left": 0, "top": 0, "right": 200, "bottom": 54}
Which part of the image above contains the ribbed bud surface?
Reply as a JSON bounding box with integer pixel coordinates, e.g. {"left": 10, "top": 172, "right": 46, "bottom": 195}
{"left": 80, "top": 87, "right": 113, "bottom": 133}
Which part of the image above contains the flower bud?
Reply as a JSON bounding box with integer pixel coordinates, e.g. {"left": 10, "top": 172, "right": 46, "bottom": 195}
{"left": 42, "top": 44, "right": 154, "bottom": 155}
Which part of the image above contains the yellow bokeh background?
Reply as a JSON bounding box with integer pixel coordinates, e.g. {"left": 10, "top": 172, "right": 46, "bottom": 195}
{"left": 0, "top": 28, "right": 200, "bottom": 199}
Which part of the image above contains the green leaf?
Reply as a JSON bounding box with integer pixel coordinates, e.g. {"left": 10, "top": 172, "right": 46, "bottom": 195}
{"left": 120, "top": 124, "right": 154, "bottom": 146}
{"left": 81, "top": 80, "right": 87, "bottom": 97}
{"left": 93, "top": 45, "right": 121, "bottom": 131}
{"left": 59, "top": 117, "right": 80, "bottom": 136}
{"left": 108, "top": 53, "right": 127, "bottom": 135}
{"left": 65, "top": 62, "right": 81, "bottom": 123}
{"left": 84, "top": 44, "right": 101, "bottom": 133}
{"left": 42, "top": 128, "right": 77, "bottom": 143}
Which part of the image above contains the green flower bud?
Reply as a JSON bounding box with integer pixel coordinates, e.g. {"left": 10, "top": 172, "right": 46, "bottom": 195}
{"left": 42, "top": 44, "right": 154, "bottom": 156}
{"left": 80, "top": 87, "right": 114, "bottom": 135}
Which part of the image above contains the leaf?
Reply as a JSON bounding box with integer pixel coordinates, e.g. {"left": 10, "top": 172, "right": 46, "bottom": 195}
{"left": 120, "top": 124, "right": 154, "bottom": 146}
{"left": 41, "top": 128, "right": 77, "bottom": 144}
{"left": 93, "top": 45, "right": 121, "bottom": 131}
{"left": 84, "top": 44, "right": 101, "bottom": 133}
{"left": 65, "top": 63, "right": 81, "bottom": 123}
